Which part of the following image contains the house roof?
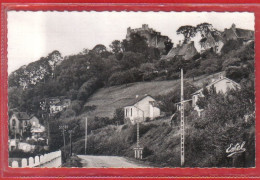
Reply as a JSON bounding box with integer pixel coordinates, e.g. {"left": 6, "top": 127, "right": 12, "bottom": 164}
{"left": 191, "top": 77, "right": 241, "bottom": 95}
{"left": 199, "top": 31, "right": 223, "bottom": 44}
{"left": 164, "top": 41, "right": 198, "bottom": 60}
{"left": 175, "top": 99, "right": 192, "bottom": 105}
{"left": 235, "top": 28, "right": 254, "bottom": 39}
{"left": 13, "top": 112, "right": 30, "bottom": 120}
{"left": 124, "top": 95, "right": 155, "bottom": 107}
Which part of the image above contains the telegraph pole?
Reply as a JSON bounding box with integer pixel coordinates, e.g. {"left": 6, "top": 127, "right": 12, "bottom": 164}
{"left": 85, "top": 117, "right": 87, "bottom": 155}
{"left": 68, "top": 130, "right": 73, "bottom": 156}
{"left": 133, "top": 107, "right": 144, "bottom": 159}
{"left": 59, "top": 125, "right": 68, "bottom": 149}
{"left": 137, "top": 120, "right": 140, "bottom": 147}
{"left": 180, "top": 68, "right": 185, "bottom": 166}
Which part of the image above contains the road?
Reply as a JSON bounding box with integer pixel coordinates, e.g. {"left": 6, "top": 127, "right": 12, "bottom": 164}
{"left": 78, "top": 155, "right": 150, "bottom": 168}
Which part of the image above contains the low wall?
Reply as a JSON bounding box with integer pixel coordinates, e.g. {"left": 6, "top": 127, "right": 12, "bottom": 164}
{"left": 10, "top": 150, "right": 62, "bottom": 168}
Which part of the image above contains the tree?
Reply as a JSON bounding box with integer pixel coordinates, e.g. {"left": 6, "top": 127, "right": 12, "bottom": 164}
{"left": 109, "top": 40, "right": 122, "bottom": 54}
{"left": 120, "top": 52, "right": 145, "bottom": 70}
{"left": 196, "top": 23, "right": 213, "bottom": 37}
{"left": 164, "top": 39, "right": 173, "bottom": 55}
{"left": 23, "top": 122, "right": 32, "bottom": 139}
{"left": 92, "top": 44, "right": 107, "bottom": 54}
{"left": 176, "top": 26, "right": 196, "bottom": 44}
{"left": 187, "top": 85, "right": 255, "bottom": 167}
{"left": 113, "top": 108, "right": 125, "bottom": 125}
{"left": 122, "top": 33, "right": 149, "bottom": 54}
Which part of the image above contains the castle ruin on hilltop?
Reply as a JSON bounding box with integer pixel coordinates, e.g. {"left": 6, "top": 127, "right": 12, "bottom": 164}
{"left": 126, "top": 24, "right": 172, "bottom": 52}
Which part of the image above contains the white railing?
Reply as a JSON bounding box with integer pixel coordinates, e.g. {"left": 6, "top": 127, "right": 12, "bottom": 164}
{"left": 11, "top": 150, "right": 62, "bottom": 168}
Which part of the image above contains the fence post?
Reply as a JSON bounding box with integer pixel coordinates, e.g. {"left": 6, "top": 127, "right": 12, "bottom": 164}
{"left": 40, "top": 155, "right": 44, "bottom": 164}
{"left": 35, "top": 156, "right": 40, "bottom": 166}
{"left": 29, "top": 157, "right": 34, "bottom": 167}
{"left": 12, "top": 161, "right": 19, "bottom": 168}
{"left": 21, "top": 158, "right": 27, "bottom": 167}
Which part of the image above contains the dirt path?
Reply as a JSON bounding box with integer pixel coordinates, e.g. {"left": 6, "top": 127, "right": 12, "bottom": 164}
{"left": 78, "top": 155, "right": 150, "bottom": 168}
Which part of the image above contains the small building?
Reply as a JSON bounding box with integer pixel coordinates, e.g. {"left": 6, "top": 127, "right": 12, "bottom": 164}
{"left": 31, "top": 124, "right": 46, "bottom": 140}
{"left": 191, "top": 75, "right": 241, "bottom": 116}
{"left": 163, "top": 41, "right": 198, "bottom": 61}
{"left": 222, "top": 23, "right": 254, "bottom": 43}
{"left": 175, "top": 99, "right": 192, "bottom": 111}
{"left": 29, "top": 116, "right": 40, "bottom": 127}
{"left": 124, "top": 95, "right": 160, "bottom": 124}
{"left": 9, "top": 112, "right": 31, "bottom": 136}
{"left": 49, "top": 98, "right": 71, "bottom": 114}
{"left": 9, "top": 112, "right": 41, "bottom": 137}
{"left": 199, "top": 31, "right": 224, "bottom": 54}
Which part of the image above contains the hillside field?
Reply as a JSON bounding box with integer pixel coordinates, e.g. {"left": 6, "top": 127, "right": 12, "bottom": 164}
{"left": 83, "top": 72, "right": 223, "bottom": 119}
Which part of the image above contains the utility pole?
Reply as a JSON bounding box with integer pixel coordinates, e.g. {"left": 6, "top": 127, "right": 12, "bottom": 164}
{"left": 137, "top": 120, "right": 140, "bottom": 147}
{"left": 59, "top": 125, "right": 68, "bottom": 150}
{"left": 85, "top": 117, "right": 87, "bottom": 155}
{"left": 180, "top": 68, "right": 185, "bottom": 166}
{"left": 133, "top": 106, "right": 144, "bottom": 159}
{"left": 40, "top": 98, "right": 51, "bottom": 148}
{"left": 14, "top": 128, "right": 17, "bottom": 149}
{"left": 68, "top": 130, "right": 73, "bottom": 156}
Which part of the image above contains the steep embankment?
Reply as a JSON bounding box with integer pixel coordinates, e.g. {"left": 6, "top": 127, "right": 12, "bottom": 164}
{"left": 73, "top": 119, "right": 184, "bottom": 167}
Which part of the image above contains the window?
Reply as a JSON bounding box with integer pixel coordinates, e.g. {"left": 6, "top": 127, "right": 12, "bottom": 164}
{"left": 131, "top": 108, "right": 132, "bottom": 116}
{"left": 125, "top": 109, "right": 128, "bottom": 117}
{"left": 12, "top": 119, "right": 16, "bottom": 127}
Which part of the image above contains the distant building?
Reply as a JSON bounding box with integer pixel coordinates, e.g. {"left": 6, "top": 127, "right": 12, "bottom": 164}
{"left": 124, "top": 95, "right": 160, "bottom": 124}
{"left": 191, "top": 75, "right": 241, "bottom": 116}
{"left": 175, "top": 99, "right": 192, "bottom": 111}
{"left": 9, "top": 113, "right": 42, "bottom": 137}
{"left": 49, "top": 98, "right": 71, "bottom": 114}
{"left": 126, "top": 24, "right": 172, "bottom": 52}
{"left": 199, "top": 31, "right": 224, "bottom": 54}
{"left": 163, "top": 41, "right": 198, "bottom": 60}
{"left": 222, "top": 23, "right": 254, "bottom": 43}
{"left": 9, "top": 112, "right": 31, "bottom": 136}
{"left": 31, "top": 124, "right": 46, "bottom": 140}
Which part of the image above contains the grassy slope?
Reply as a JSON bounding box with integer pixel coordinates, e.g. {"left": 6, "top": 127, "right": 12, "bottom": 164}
{"left": 83, "top": 72, "right": 223, "bottom": 119}
{"left": 71, "top": 71, "right": 225, "bottom": 167}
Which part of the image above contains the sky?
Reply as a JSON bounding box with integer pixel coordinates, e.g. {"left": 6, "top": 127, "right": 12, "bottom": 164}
{"left": 7, "top": 11, "right": 254, "bottom": 74}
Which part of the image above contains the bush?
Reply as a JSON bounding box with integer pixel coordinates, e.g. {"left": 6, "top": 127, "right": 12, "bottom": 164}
{"left": 221, "top": 39, "right": 243, "bottom": 54}
{"left": 60, "top": 109, "right": 76, "bottom": 118}
{"left": 143, "top": 146, "right": 154, "bottom": 158}
{"left": 70, "top": 100, "right": 84, "bottom": 114}
{"left": 77, "top": 77, "right": 102, "bottom": 102}
{"left": 225, "top": 66, "right": 249, "bottom": 82}
{"left": 82, "top": 105, "right": 96, "bottom": 113}
{"left": 145, "top": 117, "right": 151, "bottom": 122}
{"left": 113, "top": 108, "right": 125, "bottom": 125}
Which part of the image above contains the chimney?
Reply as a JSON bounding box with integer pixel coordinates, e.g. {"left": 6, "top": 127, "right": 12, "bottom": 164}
{"left": 231, "top": 23, "right": 236, "bottom": 30}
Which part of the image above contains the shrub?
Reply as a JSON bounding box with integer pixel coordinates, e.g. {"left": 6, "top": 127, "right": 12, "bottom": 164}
{"left": 221, "top": 39, "right": 243, "bottom": 54}
{"left": 60, "top": 109, "right": 76, "bottom": 119}
{"left": 143, "top": 146, "right": 154, "bottom": 158}
{"left": 145, "top": 117, "right": 151, "bottom": 122}
{"left": 77, "top": 77, "right": 102, "bottom": 102}
{"left": 82, "top": 105, "right": 96, "bottom": 113}
{"left": 113, "top": 108, "right": 125, "bottom": 125}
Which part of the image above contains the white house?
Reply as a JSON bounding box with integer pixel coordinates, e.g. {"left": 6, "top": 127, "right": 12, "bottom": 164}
{"left": 124, "top": 95, "right": 160, "bottom": 124}
{"left": 191, "top": 75, "right": 241, "bottom": 116}
{"left": 9, "top": 112, "right": 33, "bottom": 136}
{"left": 49, "top": 98, "right": 71, "bottom": 114}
